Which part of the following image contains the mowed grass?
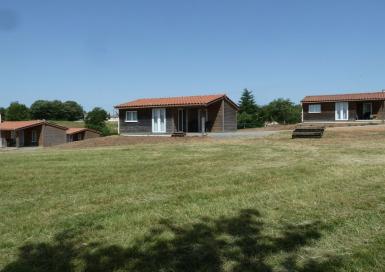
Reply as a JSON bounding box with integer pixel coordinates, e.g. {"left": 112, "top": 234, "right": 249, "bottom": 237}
{"left": 52, "top": 120, "right": 119, "bottom": 134}
{"left": 1, "top": 127, "right": 385, "bottom": 271}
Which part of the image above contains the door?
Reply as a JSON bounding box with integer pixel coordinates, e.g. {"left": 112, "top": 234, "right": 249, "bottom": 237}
{"left": 362, "top": 103, "right": 372, "bottom": 119}
{"left": 335, "top": 102, "right": 349, "bottom": 121}
{"left": 178, "top": 109, "right": 185, "bottom": 132}
{"left": 31, "top": 130, "right": 37, "bottom": 145}
{"left": 152, "top": 108, "right": 166, "bottom": 133}
{"left": 19, "top": 130, "right": 24, "bottom": 147}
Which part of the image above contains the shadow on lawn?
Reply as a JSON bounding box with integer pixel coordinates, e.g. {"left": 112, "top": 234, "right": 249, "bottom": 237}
{"left": 2, "top": 209, "right": 341, "bottom": 272}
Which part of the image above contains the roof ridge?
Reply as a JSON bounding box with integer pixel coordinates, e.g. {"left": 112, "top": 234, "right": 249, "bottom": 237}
{"left": 131, "top": 93, "right": 225, "bottom": 101}
{"left": 114, "top": 93, "right": 228, "bottom": 109}
{"left": 304, "top": 90, "right": 385, "bottom": 98}
{"left": 302, "top": 90, "right": 385, "bottom": 103}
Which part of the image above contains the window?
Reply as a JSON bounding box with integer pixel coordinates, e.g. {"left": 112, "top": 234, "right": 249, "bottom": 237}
{"left": 31, "top": 130, "right": 37, "bottom": 143}
{"left": 309, "top": 104, "right": 321, "bottom": 113}
{"left": 125, "top": 111, "right": 138, "bottom": 122}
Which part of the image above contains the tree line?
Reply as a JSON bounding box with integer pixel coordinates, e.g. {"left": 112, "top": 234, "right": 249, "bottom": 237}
{"left": 238, "top": 89, "right": 301, "bottom": 128}
{"left": 0, "top": 101, "right": 111, "bottom": 135}
{"left": 0, "top": 100, "right": 84, "bottom": 121}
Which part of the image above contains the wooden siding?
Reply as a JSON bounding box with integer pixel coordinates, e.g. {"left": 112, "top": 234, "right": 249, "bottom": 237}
{"left": 119, "top": 108, "right": 173, "bottom": 134}
{"left": 207, "top": 100, "right": 237, "bottom": 132}
{"left": 23, "top": 126, "right": 42, "bottom": 146}
{"left": 303, "top": 102, "right": 355, "bottom": 122}
{"left": 303, "top": 101, "right": 385, "bottom": 122}
{"left": 42, "top": 125, "right": 67, "bottom": 146}
{"left": 0, "top": 124, "right": 66, "bottom": 147}
{"left": 118, "top": 98, "right": 238, "bottom": 134}
{"left": 223, "top": 100, "right": 237, "bottom": 131}
{"left": 119, "top": 108, "right": 152, "bottom": 134}
{"left": 207, "top": 100, "right": 223, "bottom": 132}
{"left": 84, "top": 130, "right": 101, "bottom": 139}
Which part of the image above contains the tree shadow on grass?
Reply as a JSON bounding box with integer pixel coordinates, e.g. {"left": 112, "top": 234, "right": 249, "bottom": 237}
{"left": 2, "top": 209, "right": 341, "bottom": 272}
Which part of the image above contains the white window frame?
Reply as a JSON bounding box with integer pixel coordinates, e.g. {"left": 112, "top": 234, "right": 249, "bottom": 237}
{"left": 308, "top": 104, "right": 321, "bottom": 113}
{"left": 335, "top": 102, "right": 349, "bottom": 121}
{"left": 152, "top": 108, "right": 166, "bottom": 133}
{"left": 125, "top": 111, "right": 138, "bottom": 122}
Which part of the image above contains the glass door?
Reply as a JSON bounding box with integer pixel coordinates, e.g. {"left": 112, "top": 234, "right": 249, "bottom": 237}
{"left": 178, "top": 109, "right": 186, "bottom": 132}
{"left": 152, "top": 108, "right": 166, "bottom": 133}
{"left": 362, "top": 103, "right": 372, "bottom": 119}
{"left": 335, "top": 102, "right": 349, "bottom": 120}
{"left": 19, "top": 130, "right": 24, "bottom": 147}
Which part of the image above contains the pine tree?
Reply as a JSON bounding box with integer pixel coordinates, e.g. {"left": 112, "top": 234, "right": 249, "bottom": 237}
{"left": 238, "top": 88, "right": 257, "bottom": 114}
{"left": 237, "top": 89, "right": 264, "bottom": 128}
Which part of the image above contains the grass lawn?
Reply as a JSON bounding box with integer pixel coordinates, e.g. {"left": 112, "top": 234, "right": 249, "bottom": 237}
{"left": 1, "top": 127, "right": 385, "bottom": 271}
{"left": 51, "top": 120, "right": 119, "bottom": 134}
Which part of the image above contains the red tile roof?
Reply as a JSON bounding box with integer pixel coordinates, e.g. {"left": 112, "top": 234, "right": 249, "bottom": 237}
{"left": 0, "top": 120, "right": 44, "bottom": 131}
{"left": 66, "top": 127, "right": 101, "bottom": 135}
{"left": 0, "top": 120, "right": 67, "bottom": 131}
{"left": 302, "top": 91, "right": 385, "bottom": 103}
{"left": 115, "top": 94, "right": 238, "bottom": 109}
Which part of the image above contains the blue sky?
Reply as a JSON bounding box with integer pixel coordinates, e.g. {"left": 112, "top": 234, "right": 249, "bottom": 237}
{"left": 1, "top": 0, "right": 385, "bottom": 112}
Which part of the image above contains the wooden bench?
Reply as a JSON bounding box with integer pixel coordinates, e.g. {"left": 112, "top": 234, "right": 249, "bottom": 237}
{"left": 292, "top": 125, "right": 325, "bottom": 139}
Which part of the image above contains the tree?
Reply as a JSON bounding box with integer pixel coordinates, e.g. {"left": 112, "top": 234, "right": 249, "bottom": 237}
{"left": 30, "top": 100, "right": 84, "bottom": 121}
{"left": 50, "top": 100, "right": 65, "bottom": 120}
{"left": 85, "top": 107, "right": 109, "bottom": 135}
{"left": 5, "top": 102, "right": 30, "bottom": 121}
{"left": 261, "top": 98, "right": 301, "bottom": 124}
{"left": 237, "top": 89, "right": 263, "bottom": 128}
{"left": 0, "top": 107, "right": 6, "bottom": 120}
{"left": 238, "top": 88, "right": 258, "bottom": 114}
{"left": 30, "top": 100, "right": 54, "bottom": 120}
{"left": 62, "top": 101, "right": 84, "bottom": 121}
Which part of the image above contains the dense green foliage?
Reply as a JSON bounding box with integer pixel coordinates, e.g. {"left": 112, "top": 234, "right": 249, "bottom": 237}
{"left": 237, "top": 89, "right": 263, "bottom": 128}
{"left": 4, "top": 102, "right": 30, "bottom": 121}
{"left": 261, "top": 98, "right": 302, "bottom": 124}
{"left": 1, "top": 129, "right": 385, "bottom": 271}
{"left": 30, "top": 100, "right": 84, "bottom": 121}
{"left": 237, "top": 89, "right": 301, "bottom": 128}
{"left": 85, "top": 107, "right": 109, "bottom": 135}
{"left": 238, "top": 88, "right": 258, "bottom": 114}
{"left": 0, "top": 107, "right": 6, "bottom": 119}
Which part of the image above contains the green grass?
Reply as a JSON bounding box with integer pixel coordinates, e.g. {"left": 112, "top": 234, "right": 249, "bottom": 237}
{"left": 1, "top": 130, "right": 385, "bottom": 271}
{"left": 51, "top": 120, "right": 119, "bottom": 134}
{"left": 51, "top": 120, "right": 86, "bottom": 128}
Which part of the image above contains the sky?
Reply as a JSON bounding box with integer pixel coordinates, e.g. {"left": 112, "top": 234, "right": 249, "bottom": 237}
{"left": 1, "top": 0, "right": 385, "bottom": 112}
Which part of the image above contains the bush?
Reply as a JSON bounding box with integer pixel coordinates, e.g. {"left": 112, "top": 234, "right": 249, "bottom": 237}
{"left": 85, "top": 107, "right": 109, "bottom": 135}
{"left": 237, "top": 112, "right": 264, "bottom": 129}
{"left": 261, "top": 98, "right": 301, "bottom": 124}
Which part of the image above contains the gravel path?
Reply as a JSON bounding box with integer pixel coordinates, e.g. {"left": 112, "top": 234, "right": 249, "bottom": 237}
{"left": 207, "top": 130, "right": 281, "bottom": 139}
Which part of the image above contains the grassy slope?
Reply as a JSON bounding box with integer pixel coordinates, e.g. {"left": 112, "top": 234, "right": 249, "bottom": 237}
{"left": 1, "top": 129, "right": 385, "bottom": 271}
{"left": 52, "top": 120, "right": 118, "bottom": 134}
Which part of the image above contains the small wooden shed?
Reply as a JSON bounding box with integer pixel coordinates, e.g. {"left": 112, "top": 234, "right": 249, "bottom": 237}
{"left": 0, "top": 120, "right": 67, "bottom": 148}
{"left": 66, "top": 127, "right": 101, "bottom": 142}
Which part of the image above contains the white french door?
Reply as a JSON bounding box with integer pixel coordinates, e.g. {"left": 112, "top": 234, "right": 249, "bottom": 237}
{"left": 152, "top": 108, "right": 166, "bottom": 133}
{"left": 335, "top": 102, "right": 349, "bottom": 121}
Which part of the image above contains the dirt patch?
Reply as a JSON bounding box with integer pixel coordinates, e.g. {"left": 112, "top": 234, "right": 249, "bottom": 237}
{"left": 240, "top": 124, "right": 296, "bottom": 131}
{"left": 53, "top": 135, "right": 210, "bottom": 149}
